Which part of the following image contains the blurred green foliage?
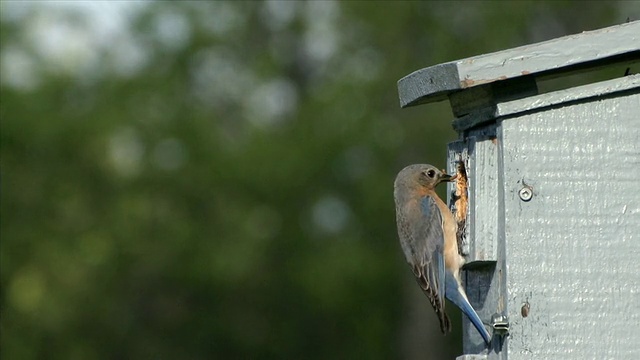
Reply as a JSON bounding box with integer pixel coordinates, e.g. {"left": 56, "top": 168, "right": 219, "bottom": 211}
{"left": 1, "top": 1, "right": 631, "bottom": 359}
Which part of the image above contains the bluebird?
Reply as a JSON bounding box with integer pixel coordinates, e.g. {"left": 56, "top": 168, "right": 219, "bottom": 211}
{"left": 394, "top": 164, "right": 491, "bottom": 345}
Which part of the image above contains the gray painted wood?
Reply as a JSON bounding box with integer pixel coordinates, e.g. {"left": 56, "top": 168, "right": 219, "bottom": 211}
{"left": 449, "top": 81, "right": 640, "bottom": 359}
{"left": 498, "top": 86, "right": 640, "bottom": 359}
{"left": 398, "top": 21, "right": 640, "bottom": 108}
{"left": 453, "top": 74, "right": 640, "bottom": 131}
{"left": 448, "top": 138, "right": 503, "bottom": 355}
{"left": 467, "top": 137, "right": 500, "bottom": 263}
{"left": 457, "top": 355, "right": 487, "bottom": 360}
{"left": 448, "top": 137, "right": 500, "bottom": 263}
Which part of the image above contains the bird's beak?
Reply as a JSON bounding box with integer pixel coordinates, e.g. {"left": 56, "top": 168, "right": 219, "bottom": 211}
{"left": 439, "top": 173, "right": 458, "bottom": 182}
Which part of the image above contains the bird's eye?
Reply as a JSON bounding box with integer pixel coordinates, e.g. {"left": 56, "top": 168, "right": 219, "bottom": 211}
{"left": 426, "top": 169, "right": 436, "bottom": 178}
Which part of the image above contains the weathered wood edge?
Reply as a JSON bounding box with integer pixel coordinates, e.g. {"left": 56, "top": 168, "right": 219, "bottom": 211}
{"left": 452, "top": 73, "right": 640, "bottom": 131}
{"left": 398, "top": 21, "right": 640, "bottom": 108}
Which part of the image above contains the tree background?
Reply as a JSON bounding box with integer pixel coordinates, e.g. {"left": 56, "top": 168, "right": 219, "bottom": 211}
{"left": 1, "top": 1, "right": 636, "bottom": 359}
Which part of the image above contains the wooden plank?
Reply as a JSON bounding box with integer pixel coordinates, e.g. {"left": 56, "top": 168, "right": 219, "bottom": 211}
{"left": 398, "top": 21, "right": 640, "bottom": 108}
{"left": 499, "top": 86, "right": 640, "bottom": 359}
{"left": 453, "top": 74, "right": 640, "bottom": 131}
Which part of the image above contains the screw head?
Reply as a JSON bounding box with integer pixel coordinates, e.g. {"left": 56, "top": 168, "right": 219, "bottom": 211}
{"left": 519, "top": 186, "right": 533, "bottom": 201}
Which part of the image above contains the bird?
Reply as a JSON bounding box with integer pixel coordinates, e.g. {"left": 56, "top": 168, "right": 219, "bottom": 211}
{"left": 394, "top": 163, "right": 491, "bottom": 345}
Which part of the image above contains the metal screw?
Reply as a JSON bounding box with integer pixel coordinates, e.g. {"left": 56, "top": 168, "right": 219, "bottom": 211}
{"left": 519, "top": 186, "right": 533, "bottom": 201}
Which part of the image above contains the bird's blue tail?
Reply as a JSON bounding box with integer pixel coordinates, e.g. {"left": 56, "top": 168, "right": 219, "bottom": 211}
{"left": 445, "top": 272, "right": 492, "bottom": 345}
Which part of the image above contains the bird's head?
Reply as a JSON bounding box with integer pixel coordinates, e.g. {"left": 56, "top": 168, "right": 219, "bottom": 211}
{"left": 395, "top": 164, "right": 457, "bottom": 190}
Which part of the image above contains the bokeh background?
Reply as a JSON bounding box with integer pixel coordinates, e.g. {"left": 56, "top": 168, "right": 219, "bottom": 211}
{"left": 2, "top": 1, "right": 637, "bottom": 359}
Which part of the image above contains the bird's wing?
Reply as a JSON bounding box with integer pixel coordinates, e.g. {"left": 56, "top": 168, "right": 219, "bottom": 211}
{"left": 397, "top": 194, "right": 450, "bottom": 333}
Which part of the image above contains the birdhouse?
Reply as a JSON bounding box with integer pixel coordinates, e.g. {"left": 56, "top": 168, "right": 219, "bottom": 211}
{"left": 397, "top": 21, "right": 640, "bottom": 359}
